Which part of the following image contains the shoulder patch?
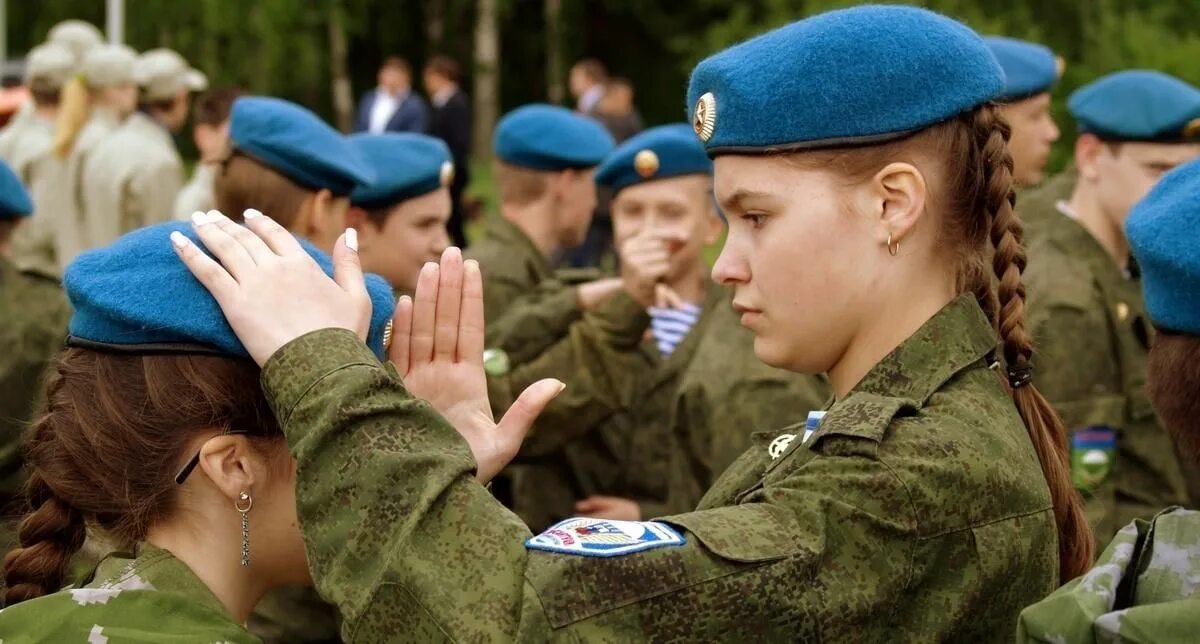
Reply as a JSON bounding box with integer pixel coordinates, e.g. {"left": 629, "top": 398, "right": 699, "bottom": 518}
{"left": 1071, "top": 426, "right": 1116, "bottom": 493}
{"left": 525, "top": 518, "right": 686, "bottom": 557}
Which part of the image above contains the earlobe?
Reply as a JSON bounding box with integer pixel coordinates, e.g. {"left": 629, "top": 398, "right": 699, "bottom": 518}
{"left": 1075, "top": 134, "right": 1102, "bottom": 181}
{"left": 873, "top": 162, "right": 927, "bottom": 245}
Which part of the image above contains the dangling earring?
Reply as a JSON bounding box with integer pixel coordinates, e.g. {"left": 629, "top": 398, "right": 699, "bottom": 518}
{"left": 886, "top": 233, "right": 900, "bottom": 257}
{"left": 236, "top": 491, "right": 253, "bottom": 567}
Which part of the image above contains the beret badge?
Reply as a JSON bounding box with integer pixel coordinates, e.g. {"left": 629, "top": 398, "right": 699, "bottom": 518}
{"left": 634, "top": 149, "right": 660, "bottom": 178}
{"left": 693, "top": 92, "right": 716, "bottom": 142}
{"left": 440, "top": 161, "right": 455, "bottom": 188}
{"left": 1185, "top": 118, "right": 1200, "bottom": 139}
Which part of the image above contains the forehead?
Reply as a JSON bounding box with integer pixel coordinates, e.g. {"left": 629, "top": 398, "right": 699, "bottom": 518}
{"left": 615, "top": 174, "right": 710, "bottom": 206}
{"left": 1112, "top": 142, "right": 1200, "bottom": 166}
{"left": 1007, "top": 92, "right": 1052, "bottom": 112}
{"left": 713, "top": 155, "right": 831, "bottom": 205}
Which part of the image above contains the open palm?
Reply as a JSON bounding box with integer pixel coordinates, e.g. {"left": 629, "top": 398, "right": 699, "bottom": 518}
{"left": 390, "top": 249, "right": 563, "bottom": 483}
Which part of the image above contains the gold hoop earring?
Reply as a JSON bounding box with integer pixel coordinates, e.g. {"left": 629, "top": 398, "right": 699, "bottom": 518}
{"left": 236, "top": 491, "right": 252, "bottom": 567}
{"left": 887, "top": 233, "right": 900, "bottom": 257}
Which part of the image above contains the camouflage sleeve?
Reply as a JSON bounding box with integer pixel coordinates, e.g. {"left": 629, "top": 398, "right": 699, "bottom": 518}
{"left": 483, "top": 280, "right": 583, "bottom": 364}
{"left": 1027, "top": 301, "right": 1120, "bottom": 417}
{"left": 263, "top": 329, "right": 917, "bottom": 641}
{"left": 493, "top": 293, "right": 652, "bottom": 460}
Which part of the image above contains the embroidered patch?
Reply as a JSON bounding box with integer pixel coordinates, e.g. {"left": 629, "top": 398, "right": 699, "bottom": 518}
{"left": 525, "top": 518, "right": 686, "bottom": 557}
{"left": 1071, "top": 427, "right": 1116, "bottom": 493}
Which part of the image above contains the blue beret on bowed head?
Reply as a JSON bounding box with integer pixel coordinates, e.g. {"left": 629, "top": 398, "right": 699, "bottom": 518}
{"left": 64, "top": 222, "right": 396, "bottom": 359}
{"left": 229, "top": 96, "right": 375, "bottom": 195}
{"left": 983, "top": 36, "right": 1062, "bottom": 103}
{"left": 493, "top": 104, "right": 615, "bottom": 171}
{"left": 0, "top": 159, "right": 33, "bottom": 219}
{"left": 594, "top": 123, "right": 713, "bottom": 194}
{"left": 1125, "top": 158, "right": 1200, "bottom": 335}
{"left": 1068, "top": 70, "right": 1200, "bottom": 142}
{"left": 686, "top": 5, "right": 1004, "bottom": 154}
{"left": 348, "top": 133, "right": 454, "bottom": 209}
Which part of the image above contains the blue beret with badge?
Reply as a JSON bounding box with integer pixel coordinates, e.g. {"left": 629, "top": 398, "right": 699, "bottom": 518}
{"left": 493, "top": 104, "right": 615, "bottom": 170}
{"left": 1126, "top": 158, "right": 1200, "bottom": 335}
{"left": 230, "top": 96, "right": 375, "bottom": 195}
{"left": 686, "top": 5, "right": 1003, "bottom": 154}
{"left": 594, "top": 123, "right": 712, "bottom": 194}
{"left": 1068, "top": 71, "right": 1200, "bottom": 142}
{"left": 983, "top": 36, "right": 1062, "bottom": 102}
{"left": 64, "top": 221, "right": 396, "bottom": 359}
{"left": 348, "top": 133, "right": 454, "bottom": 209}
{"left": 0, "top": 159, "right": 33, "bottom": 219}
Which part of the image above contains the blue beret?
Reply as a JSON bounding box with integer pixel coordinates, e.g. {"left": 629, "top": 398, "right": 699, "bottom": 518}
{"left": 348, "top": 133, "right": 454, "bottom": 209}
{"left": 1068, "top": 71, "right": 1200, "bottom": 142}
{"left": 595, "top": 124, "right": 712, "bottom": 193}
{"left": 1126, "top": 158, "right": 1200, "bottom": 334}
{"left": 65, "top": 222, "right": 396, "bottom": 359}
{"left": 984, "top": 36, "right": 1061, "bottom": 102}
{"left": 686, "top": 5, "right": 1003, "bottom": 154}
{"left": 493, "top": 104, "right": 615, "bottom": 170}
{"left": 0, "top": 159, "right": 32, "bottom": 219}
{"left": 230, "top": 96, "right": 375, "bottom": 195}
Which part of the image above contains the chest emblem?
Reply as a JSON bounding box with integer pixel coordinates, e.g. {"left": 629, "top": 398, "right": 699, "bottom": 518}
{"left": 768, "top": 434, "right": 796, "bottom": 459}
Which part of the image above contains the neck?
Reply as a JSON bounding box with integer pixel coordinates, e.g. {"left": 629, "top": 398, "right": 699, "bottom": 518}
{"left": 1068, "top": 186, "right": 1128, "bottom": 266}
{"left": 827, "top": 280, "right": 956, "bottom": 399}
{"left": 666, "top": 264, "right": 709, "bottom": 305}
{"left": 501, "top": 203, "right": 559, "bottom": 258}
{"left": 146, "top": 519, "right": 270, "bottom": 624}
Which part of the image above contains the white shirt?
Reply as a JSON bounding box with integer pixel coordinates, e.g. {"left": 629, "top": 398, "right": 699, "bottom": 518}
{"left": 577, "top": 85, "right": 604, "bottom": 114}
{"left": 368, "top": 89, "right": 405, "bottom": 134}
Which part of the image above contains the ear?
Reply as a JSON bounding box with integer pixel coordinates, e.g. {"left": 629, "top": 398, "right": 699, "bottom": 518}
{"left": 550, "top": 169, "right": 574, "bottom": 201}
{"left": 868, "top": 162, "right": 927, "bottom": 247}
{"left": 306, "top": 189, "right": 342, "bottom": 238}
{"left": 701, "top": 200, "right": 723, "bottom": 246}
{"left": 1074, "top": 134, "right": 1104, "bottom": 182}
{"left": 196, "top": 434, "right": 263, "bottom": 503}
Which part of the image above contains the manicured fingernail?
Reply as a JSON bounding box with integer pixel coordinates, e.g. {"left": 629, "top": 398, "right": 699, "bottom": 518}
{"left": 398, "top": 295, "right": 412, "bottom": 306}
{"left": 206, "top": 209, "right": 228, "bottom": 223}
{"left": 243, "top": 208, "right": 263, "bottom": 220}
{"left": 464, "top": 259, "right": 480, "bottom": 272}
{"left": 554, "top": 380, "right": 567, "bottom": 394}
{"left": 170, "top": 231, "right": 189, "bottom": 249}
{"left": 344, "top": 228, "right": 358, "bottom": 252}
{"left": 423, "top": 262, "right": 438, "bottom": 273}
{"left": 191, "top": 211, "right": 208, "bottom": 226}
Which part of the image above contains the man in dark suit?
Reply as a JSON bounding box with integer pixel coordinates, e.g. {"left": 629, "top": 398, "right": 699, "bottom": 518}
{"left": 354, "top": 56, "right": 430, "bottom": 134}
{"left": 423, "top": 55, "right": 471, "bottom": 248}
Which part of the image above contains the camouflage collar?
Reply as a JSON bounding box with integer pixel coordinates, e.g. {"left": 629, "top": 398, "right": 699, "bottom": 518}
{"left": 848, "top": 295, "right": 997, "bottom": 405}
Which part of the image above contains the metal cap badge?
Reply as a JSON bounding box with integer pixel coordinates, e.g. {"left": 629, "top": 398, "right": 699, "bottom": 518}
{"left": 634, "top": 149, "right": 660, "bottom": 178}
{"left": 440, "top": 161, "right": 455, "bottom": 187}
{"left": 1185, "top": 117, "right": 1200, "bottom": 139}
{"left": 693, "top": 92, "right": 716, "bottom": 142}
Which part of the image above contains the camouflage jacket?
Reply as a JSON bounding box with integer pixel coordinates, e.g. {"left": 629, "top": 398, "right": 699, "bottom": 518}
{"left": 1017, "top": 507, "right": 1200, "bottom": 643}
{"left": 1018, "top": 166, "right": 1077, "bottom": 247}
{"left": 1025, "top": 205, "right": 1188, "bottom": 547}
{"left": 0, "top": 260, "right": 70, "bottom": 552}
{"left": 512, "top": 284, "right": 830, "bottom": 530}
{"left": 259, "top": 295, "right": 1058, "bottom": 642}
{"left": 0, "top": 545, "right": 259, "bottom": 642}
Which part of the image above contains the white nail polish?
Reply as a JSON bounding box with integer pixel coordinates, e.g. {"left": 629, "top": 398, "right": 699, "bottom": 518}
{"left": 170, "top": 231, "right": 189, "bottom": 248}
{"left": 191, "top": 211, "right": 209, "bottom": 226}
{"left": 243, "top": 208, "right": 263, "bottom": 220}
{"left": 206, "top": 209, "right": 225, "bottom": 222}
{"left": 344, "top": 228, "right": 358, "bottom": 252}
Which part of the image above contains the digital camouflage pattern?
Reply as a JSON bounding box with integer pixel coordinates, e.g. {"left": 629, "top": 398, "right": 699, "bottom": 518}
{"left": 466, "top": 215, "right": 600, "bottom": 364}
{"left": 1024, "top": 203, "right": 1189, "bottom": 548}
{"left": 2, "top": 114, "right": 60, "bottom": 278}
{"left": 260, "top": 295, "right": 1058, "bottom": 642}
{"left": 79, "top": 111, "right": 183, "bottom": 251}
{"left": 0, "top": 259, "right": 70, "bottom": 553}
{"left": 1017, "top": 507, "right": 1200, "bottom": 643}
{"left": 1017, "top": 164, "right": 1077, "bottom": 248}
{"left": 511, "top": 284, "right": 830, "bottom": 530}
{"left": 0, "top": 545, "right": 259, "bottom": 642}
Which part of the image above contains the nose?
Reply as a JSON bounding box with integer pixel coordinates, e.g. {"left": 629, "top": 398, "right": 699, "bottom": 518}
{"left": 1047, "top": 117, "right": 1061, "bottom": 143}
{"left": 711, "top": 239, "right": 748, "bottom": 286}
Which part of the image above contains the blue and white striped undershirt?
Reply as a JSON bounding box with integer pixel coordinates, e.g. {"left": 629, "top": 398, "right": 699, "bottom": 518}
{"left": 648, "top": 303, "right": 703, "bottom": 357}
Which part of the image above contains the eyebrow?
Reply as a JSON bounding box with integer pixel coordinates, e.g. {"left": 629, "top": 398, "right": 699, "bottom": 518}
{"left": 719, "top": 188, "right": 775, "bottom": 211}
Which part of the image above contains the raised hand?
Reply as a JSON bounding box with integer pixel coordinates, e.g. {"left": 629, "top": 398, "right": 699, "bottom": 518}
{"left": 171, "top": 209, "right": 370, "bottom": 366}
{"left": 619, "top": 229, "right": 677, "bottom": 308}
{"left": 391, "top": 248, "right": 565, "bottom": 483}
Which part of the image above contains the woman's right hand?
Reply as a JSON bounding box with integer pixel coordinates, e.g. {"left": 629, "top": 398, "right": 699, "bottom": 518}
{"left": 390, "top": 248, "right": 565, "bottom": 483}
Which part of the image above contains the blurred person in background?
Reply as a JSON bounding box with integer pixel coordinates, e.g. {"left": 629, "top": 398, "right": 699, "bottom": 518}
{"left": 423, "top": 55, "right": 471, "bottom": 248}
{"left": 354, "top": 56, "right": 429, "bottom": 134}
{"left": 175, "top": 88, "right": 243, "bottom": 218}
